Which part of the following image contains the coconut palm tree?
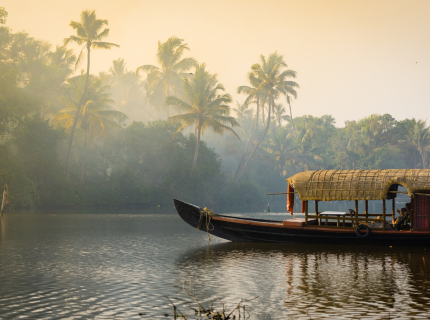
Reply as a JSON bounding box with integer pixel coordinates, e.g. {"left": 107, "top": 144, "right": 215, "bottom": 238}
{"left": 234, "top": 82, "right": 264, "bottom": 181}
{"left": 104, "top": 58, "right": 145, "bottom": 122}
{"left": 295, "top": 122, "right": 323, "bottom": 170}
{"left": 232, "top": 101, "right": 252, "bottom": 127}
{"left": 273, "top": 103, "right": 289, "bottom": 126}
{"left": 63, "top": 10, "right": 119, "bottom": 179}
{"left": 235, "top": 52, "right": 299, "bottom": 181}
{"left": 408, "top": 119, "right": 430, "bottom": 168}
{"left": 56, "top": 75, "right": 127, "bottom": 183}
{"left": 286, "top": 95, "right": 295, "bottom": 131}
{"left": 49, "top": 44, "right": 76, "bottom": 76}
{"left": 136, "top": 36, "right": 196, "bottom": 118}
{"left": 263, "top": 126, "right": 300, "bottom": 176}
{"left": 166, "top": 63, "right": 239, "bottom": 174}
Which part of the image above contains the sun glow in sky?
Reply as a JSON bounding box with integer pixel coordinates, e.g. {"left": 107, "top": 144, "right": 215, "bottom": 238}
{"left": 4, "top": 0, "right": 430, "bottom": 126}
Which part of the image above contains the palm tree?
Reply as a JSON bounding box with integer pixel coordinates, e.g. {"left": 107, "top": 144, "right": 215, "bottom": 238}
{"left": 235, "top": 52, "right": 299, "bottom": 181}
{"left": 295, "top": 123, "right": 323, "bottom": 170}
{"left": 286, "top": 95, "right": 295, "bottom": 131}
{"left": 49, "top": 44, "right": 76, "bottom": 77}
{"left": 273, "top": 103, "right": 288, "bottom": 126}
{"left": 232, "top": 101, "right": 252, "bottom": 127}
{"left": 166, "top": 63, "right": 240, "bottom": 174}
{"left": 63, "top": 10, "right": 119, "bottom": 179}
{"left": 263, "top": 126, "right": 300, "bottom": 176}
{"left": 409, "top": 119, "right": 430, "bottom": 168}
{"left": 136, "top": 36, "right": 196, "bottom": 118}
{"left": 104, "top": 58, "right": 145, "bottom": 121}
{"left": 234, "top": 82, "right": 264, "bottom": 181}
{"left": 57, "top": 75, "right": 127, "bottom": 183}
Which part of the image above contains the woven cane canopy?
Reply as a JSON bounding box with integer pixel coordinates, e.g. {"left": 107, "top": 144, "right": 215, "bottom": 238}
{"left": 287, "top": 169, "right": 430, "bottom": 201}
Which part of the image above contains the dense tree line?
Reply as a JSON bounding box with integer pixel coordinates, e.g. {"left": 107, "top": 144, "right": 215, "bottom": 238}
{"left": 0, "top": 8, "right": 428, "bottom": 209}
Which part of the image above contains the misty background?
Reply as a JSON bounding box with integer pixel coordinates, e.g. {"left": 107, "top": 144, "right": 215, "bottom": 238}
{"left": 1, "top": 2, "right": 430, "bottom": 210}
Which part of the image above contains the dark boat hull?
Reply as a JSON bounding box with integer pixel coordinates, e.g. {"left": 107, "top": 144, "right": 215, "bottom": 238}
{"left": 173, "top": 199, "right": 430, "bottom": 245}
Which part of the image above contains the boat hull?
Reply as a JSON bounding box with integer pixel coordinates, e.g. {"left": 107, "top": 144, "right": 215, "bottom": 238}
{"left": 173, "top": 199, "right": 430, "bottom": 245}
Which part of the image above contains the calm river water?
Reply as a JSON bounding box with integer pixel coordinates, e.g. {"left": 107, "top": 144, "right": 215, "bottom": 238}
{"left": 1, "top": 207, "right": 430, "bottom": 319}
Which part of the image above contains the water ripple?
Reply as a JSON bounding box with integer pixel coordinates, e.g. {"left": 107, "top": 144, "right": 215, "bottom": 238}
{"left": 1, "top": 211, "right": 430, "bottom": 319}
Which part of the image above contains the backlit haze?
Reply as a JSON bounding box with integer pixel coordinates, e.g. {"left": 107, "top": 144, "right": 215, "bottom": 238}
{"left": 5, "top": 0, "right": 430, "bottom": 126}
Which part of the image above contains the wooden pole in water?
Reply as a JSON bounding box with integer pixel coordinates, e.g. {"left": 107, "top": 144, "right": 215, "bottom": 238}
{"left": 315, "top": 200, "right": 319, "bottom": 225}
{"left": 383, "top": 199, "right": 386, "bottom": 231}
{"left": 365, "top": 200, "right": 368, "bottom": 223}
{"left": 1, "top": 184, "right": 8, "bottom": 217}
{"left": 355, "top": 200, "right": 359, "bottom": 227}
{"left": 392, "top": 197, "right": 395, "bottom": 225}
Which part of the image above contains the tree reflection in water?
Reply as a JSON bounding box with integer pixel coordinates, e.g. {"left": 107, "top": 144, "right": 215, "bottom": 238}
{"left": 175, "top": 243, "right": 430, "bottom": 319}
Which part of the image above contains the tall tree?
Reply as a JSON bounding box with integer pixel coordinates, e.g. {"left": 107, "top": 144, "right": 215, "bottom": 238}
{"left": 235, "top": 52, "right": 299, "bottom": 182}
{"left": 263, "top": 126, "right": 300, "bottom": 176}
{"left": 49, "top": 44, "right": 76, "bottom": 76}
{"left": 233, "top": 81, "right": 267, "bottom": 181}
{"left": 273, "top": 103, "right": 288, "bottom": 126}
{"left": 408, "top": 119, "right": 430, "bottom": 168}
{"left": 166, "top": 63, "right": 239, "bottom": 174}
{"left": 286, "top": 95, "right": 295, "bottom": 131}
{"left": 56, "top": 75, "right": 127, "bottom": 183}
{"left": 232, "top": 101, "right": 252, "bottom": 127}
{"left": 63, "top": 10, "right": 119, "bottom": 179}
{"left": 103, "top": 58, "right": 146, "bottom": 122}
{"left": 136, "top": 36, "right": 196, "bottom": 118}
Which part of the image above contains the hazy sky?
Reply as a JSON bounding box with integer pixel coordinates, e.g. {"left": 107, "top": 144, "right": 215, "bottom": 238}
{"left": 4, "top": 0, "right": 430, "bottom": 126}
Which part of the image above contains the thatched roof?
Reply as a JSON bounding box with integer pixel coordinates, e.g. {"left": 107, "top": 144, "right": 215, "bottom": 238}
{"left": 287, "top": 169, "right": 430, "bottom": 201}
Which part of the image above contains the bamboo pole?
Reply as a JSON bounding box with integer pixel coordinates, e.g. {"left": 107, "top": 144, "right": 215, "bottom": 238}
{"left": 315, "top": 200, "right": 319, "bottom": 225}
{"left": 365, "top": 200, "right": 368, "bottom": 223}
{"left": 266, "top": 192, "right": 297, "bottom": 195}
{"left": 355, "top": 200, "right": 359, "bottom": 227}
{"left": 383, "top": 200, "right": 386, "bottom": 231}
{"left": 305, "top": 200, "right": 308, "bottom": 225}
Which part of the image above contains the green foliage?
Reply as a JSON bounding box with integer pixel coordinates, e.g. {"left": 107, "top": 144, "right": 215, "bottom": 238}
{"left": 137, "top": 36, "right": 197, "bottom": 118}
{"left": 0, "top": 10, "right": 429, "bottom": 211}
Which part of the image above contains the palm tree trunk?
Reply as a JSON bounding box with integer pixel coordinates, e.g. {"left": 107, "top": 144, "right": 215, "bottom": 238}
{"left": 191, "top": 124, "right": 201, "bottom": 175}
{"left": 80, "top": 128, "right": 88, "bottom": 184}
{"left": 236, "top": 96, "right": 273, "bottom": 181}
{"left": 165, "top": 85, "right": 170, "bottom": 118}
{"left": 287, "top": 95, "right": 295, "bottom": 131}
{"left": 422, "top": 148, "right": 428, "bottom": 169}
{"left": 234, "top": 96, "right": 260, "bottom": 182}
{"left": 66, "top": 46, "right": 91, "bottom": 179}
{"left": 262, "top": 104, "right": 265, "bottom": 124}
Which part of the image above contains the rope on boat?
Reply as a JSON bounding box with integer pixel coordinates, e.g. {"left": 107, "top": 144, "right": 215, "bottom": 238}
{"left": 197, "top": 207, "right": 214, "bottom": 243}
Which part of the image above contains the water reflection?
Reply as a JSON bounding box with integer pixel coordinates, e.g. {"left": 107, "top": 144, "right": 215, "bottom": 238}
{"left": 1, "top": 211, "right": 430, "bottom": 319}
{"left": 175, "top": 243, "right": 430, "bottom": 319}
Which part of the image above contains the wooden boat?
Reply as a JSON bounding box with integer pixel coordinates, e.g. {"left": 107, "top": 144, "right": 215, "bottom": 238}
{"left": 173, "top": 169, "right": 430, "bottom": 245}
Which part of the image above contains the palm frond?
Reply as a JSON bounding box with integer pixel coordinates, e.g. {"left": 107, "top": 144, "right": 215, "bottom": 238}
{"left": 91, "top": 41, "right": 119, "bottom": 49}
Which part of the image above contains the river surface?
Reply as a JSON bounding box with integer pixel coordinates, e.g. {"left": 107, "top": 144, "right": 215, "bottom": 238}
{"left": 1, "top": 207, "right": 430, "bottom": 319}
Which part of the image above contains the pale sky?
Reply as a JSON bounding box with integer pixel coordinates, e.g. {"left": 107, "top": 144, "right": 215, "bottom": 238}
{"left": 3, "top": 0, "right": 430, "bottom": 126}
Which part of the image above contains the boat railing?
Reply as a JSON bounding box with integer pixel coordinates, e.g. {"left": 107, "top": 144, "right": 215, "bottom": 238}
{"left": 305, "top": 214, "right": 388, "bottom": 230}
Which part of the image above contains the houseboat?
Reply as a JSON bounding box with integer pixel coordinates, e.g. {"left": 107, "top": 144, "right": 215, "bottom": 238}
{"left": 173, "top": 169, "right": 430, "bottom": 245}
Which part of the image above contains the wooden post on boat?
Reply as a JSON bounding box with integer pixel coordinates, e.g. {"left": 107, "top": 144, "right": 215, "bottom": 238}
{"left": 383, "top": 199, "right": 386, "bottom": 231}
{"left": 355, "top": 200, "right": 359, "bottom": 227}
{"left": 392, "top": 198, "right": 395, "bottom": 225}
{"left": 305, "top": 201, "right": 308, "bottom": 225}
{"left": 315, "top": 200, "right": 319, "bottom": 225}
{"left": 365, "top": 200, "right": 368, "bottom": 223}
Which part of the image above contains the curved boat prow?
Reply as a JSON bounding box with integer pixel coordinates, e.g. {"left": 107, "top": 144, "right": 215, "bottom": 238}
{"left": 173, "top": 199, "right": 204, "bottom": 230}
